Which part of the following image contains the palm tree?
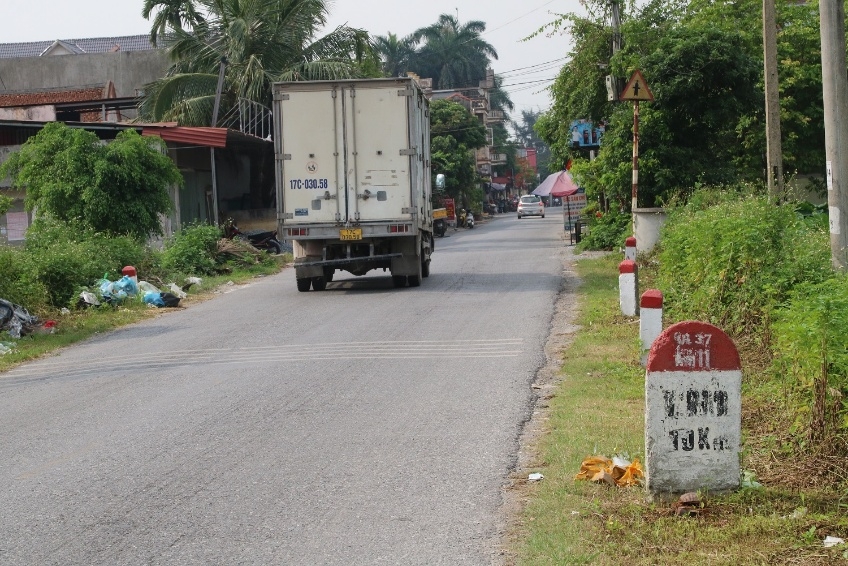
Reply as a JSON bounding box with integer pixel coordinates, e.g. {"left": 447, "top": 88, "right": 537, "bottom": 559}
{"left": 139, "top": 0, "right": 373, "bottom": 126}
{"left": 489, "top": 75, "right": 514, "bottom": 117}
{"left": 141, "top": 0, "right": 203, "bottom": 47}
{"left": 373, "top": 32, "right": 417, "bottom": 78}
{"left": 410, "top": 14, "right": 498, "bottom": 89}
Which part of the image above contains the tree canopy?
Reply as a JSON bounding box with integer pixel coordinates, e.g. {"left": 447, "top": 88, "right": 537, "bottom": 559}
{"left": 373, "top": 32, "right": 417, "bottom": 78}
{"left": 410, "top": 14, "right": 498, "bottom": 89}
{"left": 139, "top": 0, "right": 374, "bottom": 125}
{"left": 536, "top": 0, "right": 826, "bottom": 210}
{"left": 429, "top": 100, "right": 487, "bottom": 205}
{"left": 0, "top": 123, "right": 182, "bottom": 239}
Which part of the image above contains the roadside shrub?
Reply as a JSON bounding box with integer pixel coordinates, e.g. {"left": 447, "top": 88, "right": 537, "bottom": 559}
{"left": 23, "top": 218, "right": 148, "bottom": 307}
{"left": 0, "top": 246, "right": 49, "bottom": 312}
{"left": 160, "top": 223, "right": 222, "bottom": 276}
{"left": 771, "top": 275, "right": 848, "bottom": 452}
{"left": 0, "top": 193, "right": 11, "bottom": 216}
{"left": 656, "top": 193, "right": 831, "bottom": 339}
{"left": 578, "top": 208, "right": 630, "bottom": 251}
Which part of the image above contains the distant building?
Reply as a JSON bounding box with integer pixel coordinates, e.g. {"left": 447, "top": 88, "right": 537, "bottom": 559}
{"left": 0, "top": 35, "right": 274, "bottom": 244}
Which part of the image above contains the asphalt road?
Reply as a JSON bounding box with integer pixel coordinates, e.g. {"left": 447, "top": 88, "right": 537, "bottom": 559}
{"left": 0, "top": 209, "right": 572, "bottom": 565}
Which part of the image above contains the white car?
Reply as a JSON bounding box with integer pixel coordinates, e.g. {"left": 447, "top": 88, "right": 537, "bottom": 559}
{"left": 517, "top": 195, "right": 545, "bottom": 219}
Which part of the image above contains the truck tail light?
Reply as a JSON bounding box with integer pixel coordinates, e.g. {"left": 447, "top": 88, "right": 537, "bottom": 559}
{"left": 287, "top": 227, "right": 308, "bottom": 236}
{"left": 388, "top": 224, "right": 410, "bottom": 233}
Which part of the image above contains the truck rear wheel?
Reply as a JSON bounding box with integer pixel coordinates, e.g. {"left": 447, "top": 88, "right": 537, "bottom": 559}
{"left": 312, "top": 277, "right": 327, "bottom": 291}
{"left": 296, "top": 278, "right": 311, "bottom": 292}
{"left": 407, "top": 255, "right": 423, "bottom": 287}
{"left": 392, "top": 275, "right": 407, "bottom": 288}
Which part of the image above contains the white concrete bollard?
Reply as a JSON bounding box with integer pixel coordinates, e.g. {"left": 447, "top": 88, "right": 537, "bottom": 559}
{"left": 640, "top": 289, "right": 663, "bottom": 366}
{"left": 624, "top": 236, "right": 637, "bottom": 261}
{"left": 122, "top": 265, "right": 138, "bottom": 283}
{"left": 645, "top": 321, "right": 742, "bottom": 496}
{"left": 618, "top": 260, "right": 638, "bottom": 316}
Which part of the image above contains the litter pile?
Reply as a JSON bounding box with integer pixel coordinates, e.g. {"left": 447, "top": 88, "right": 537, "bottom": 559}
{"left": 574, "top": 455, "right": 644, "bottom": 487}
{"left": 78, "top": 273, "right": 201, "bottom": 309}
{"left": 2, "top": 267, "right": 202, "bottom": 342}
{"left": 0, "top": 298, "right": 49, "bottom": 339}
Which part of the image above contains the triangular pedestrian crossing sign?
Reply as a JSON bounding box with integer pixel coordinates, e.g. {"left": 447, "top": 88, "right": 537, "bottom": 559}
{"left": 619, "top": 69, "right": 654, "bottom": 102}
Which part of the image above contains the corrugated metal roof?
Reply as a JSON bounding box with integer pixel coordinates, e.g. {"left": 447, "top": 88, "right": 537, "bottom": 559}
{"left": 142, "top": 126, "right": 229, "bottom": 149}
{"left": 0, "top": 35, "right": 156, "bottom": 59}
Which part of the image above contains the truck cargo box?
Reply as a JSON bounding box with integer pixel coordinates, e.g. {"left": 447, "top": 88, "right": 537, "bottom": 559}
{"left": 272, "top": 78, "right": 434, "bottom": 290}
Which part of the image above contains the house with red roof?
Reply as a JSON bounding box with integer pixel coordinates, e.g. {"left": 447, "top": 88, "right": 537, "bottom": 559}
{"left": 0, "top": 35, "right": 274, "bottom": 244}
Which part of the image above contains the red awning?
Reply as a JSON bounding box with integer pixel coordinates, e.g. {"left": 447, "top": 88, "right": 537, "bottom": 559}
{"left": 141, "top": 125, "right": 228, "bottom": 148}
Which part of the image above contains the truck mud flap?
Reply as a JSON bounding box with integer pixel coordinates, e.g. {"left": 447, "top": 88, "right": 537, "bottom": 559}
{"left": 295, "top": 253, "right": 402, "bottom": 268}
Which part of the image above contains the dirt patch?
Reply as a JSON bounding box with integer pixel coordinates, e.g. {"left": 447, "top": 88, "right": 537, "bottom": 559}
{"left": 491, "top": 242, "right": 611, "bottom": 565}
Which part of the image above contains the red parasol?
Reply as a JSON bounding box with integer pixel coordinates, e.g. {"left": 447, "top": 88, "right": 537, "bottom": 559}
{"left": 532, "top": 170, "right": 580, "bottom": 198}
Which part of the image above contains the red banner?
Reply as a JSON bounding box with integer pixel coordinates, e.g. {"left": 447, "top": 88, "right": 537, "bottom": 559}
{"left": 444, "top": 198, "right": 456, "bottom": 220}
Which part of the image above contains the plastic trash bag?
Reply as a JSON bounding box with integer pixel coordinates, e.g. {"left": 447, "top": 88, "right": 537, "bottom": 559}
{"left": 160, "top": 292, "right": 181, "bottom": 307}
{"left": 77, "top": 290, "right": 101, "bottom": 308}
{"left": 137, "top": 281, "right": 161, "bottom": 295}
{"left": 142, "top": 292, "right": 181, "bottom": 308}
{"left": 168, "top": 283, "right": 187, "bottom": 299}
{"left": 98, "top": 275, "right": 138, "bottom": 304}
{"left": 143, "top": 291, "right": 166, "bottom": 307}
{"left": 0, "top": 298, "right": 40, "bottom": 339}
{"left": 575, "top": 455, "right": 644, "bottom": 487}
{"left": 114, "top": 275, "right": 139, "bottom": 297}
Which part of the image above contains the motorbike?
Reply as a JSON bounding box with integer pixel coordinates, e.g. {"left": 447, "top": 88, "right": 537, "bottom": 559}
{"left": 433, "top": 218, "right": 447, "bottom": 237}
{"left": 465, "top": 210, "right": 475, "bottom": 229}
{"left": 223, "top": 219, "right": 283, "bottom": 254}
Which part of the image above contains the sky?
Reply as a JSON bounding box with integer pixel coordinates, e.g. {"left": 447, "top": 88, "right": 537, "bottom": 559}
{"left": 3, "top": 0, "right": 585, "bottom": 116}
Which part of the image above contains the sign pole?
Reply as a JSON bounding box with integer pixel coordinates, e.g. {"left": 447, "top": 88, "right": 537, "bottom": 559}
{"left": 631, "top": 100, "right": 640, "bottom": 212}
{"left": 619, "top": 70, "right": 653, "bottom": 237}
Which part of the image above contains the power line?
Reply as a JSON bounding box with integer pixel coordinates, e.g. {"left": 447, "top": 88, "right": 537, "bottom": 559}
{"left": 499, "top": 63, "right": 565, "bottom": 80}
{"left": 499, "top": 77, "right": 557, "bottom": 87}
{"left": 496, "top": 57, "right": 567, "bottom": 76}
{"left": 481, "top": 0, "right": 561, "bottom": 36}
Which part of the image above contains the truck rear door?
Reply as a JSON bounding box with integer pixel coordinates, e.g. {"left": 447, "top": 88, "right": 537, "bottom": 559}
{"left": 343, "top": 83, "right": 413, "bottom": 223}
{"left": 277, "top": 85, "right": 342, "bottom": 225}
{"left": 276, "top": 81, "right": 415, "bottom": 226}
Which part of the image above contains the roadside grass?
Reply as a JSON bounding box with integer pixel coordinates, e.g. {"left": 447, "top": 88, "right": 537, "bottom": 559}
{"left": 516, "top": 253, "right": 848, "bottom": 565}
{"left": 0, "top": 256, "right": 288, "bottom": 373}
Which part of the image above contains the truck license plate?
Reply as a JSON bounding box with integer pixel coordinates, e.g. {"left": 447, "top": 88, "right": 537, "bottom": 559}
{"left": 340, "top": 228, "right": 362, "bottom": 241}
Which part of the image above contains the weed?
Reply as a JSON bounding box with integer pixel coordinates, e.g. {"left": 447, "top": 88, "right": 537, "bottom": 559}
{"left": 516, "top": 253, "right": 848, "bottom": 565}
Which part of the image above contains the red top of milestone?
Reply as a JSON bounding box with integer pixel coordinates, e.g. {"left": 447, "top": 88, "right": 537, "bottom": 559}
{"left": 619, "top": 260, "right": 637, "bottom": 274}
{"left": 625, "top": 237, "right": 637, "bottom": 247}
{"left": 647, "top": 320, "right": 741, "bottom": 372}
{"left": 640, "top": 289, "right": 663, "bottom": 309}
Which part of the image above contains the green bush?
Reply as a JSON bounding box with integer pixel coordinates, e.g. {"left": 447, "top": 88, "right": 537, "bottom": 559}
{"left": 0, "top": 246, "right": 50, "bottom": 312}
{"left": 23, "top": 218, "right": 148, "bottom": 307}
{"left": 771, "top": 275, "right": 848, "bottom": 447}
{"left": 656, "top": 192, "right": 831, "bottom": 338}
{"left": 160, "top": 223, "right": 222, "bottom": 276}
{"left": 0, "top": 193, "right": 11, "bottom": 216}
{"left": 577, "top": 208, "right": 630, "bottom": 251}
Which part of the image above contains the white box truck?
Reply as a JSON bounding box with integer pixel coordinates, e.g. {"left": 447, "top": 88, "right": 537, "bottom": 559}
{"left": 272, "top": 78, "right": 434, "bottom": 292}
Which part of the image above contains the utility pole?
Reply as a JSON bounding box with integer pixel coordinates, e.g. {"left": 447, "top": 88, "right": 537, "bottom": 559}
{"left": 210, "top": 57, "right": 228, "bottom": 226}
{"left": 762, "top": 0, "right": 784, "bottom": 201}
{"left": 611, "top": 1, "right": 621, "bottom": 54}
{"left": 605, "top": 1, "right": 622, "bottom": 101}
{"left": 820, "top": 0, "right": 848, "bottom": 270}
